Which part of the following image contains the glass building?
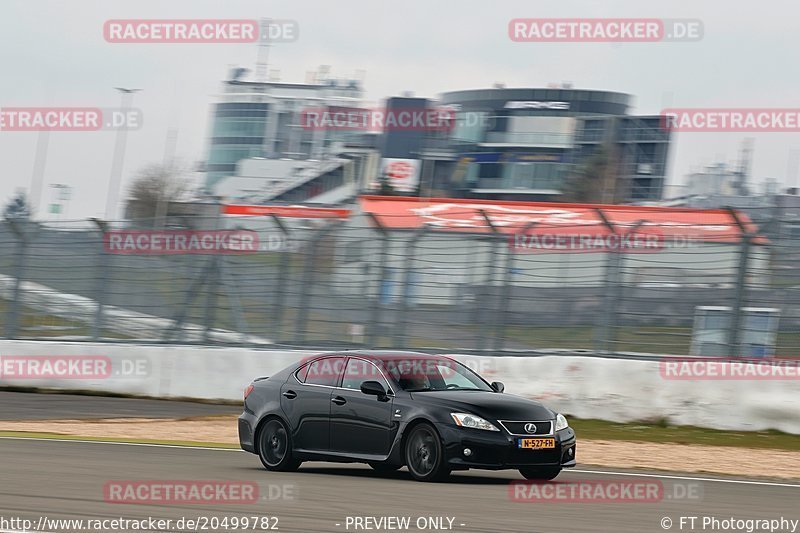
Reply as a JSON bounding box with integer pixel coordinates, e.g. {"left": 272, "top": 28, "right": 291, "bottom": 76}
{"left": 205, "top": 71, "right": 363, "bottom": 192}
{"left": 418, "top": 87, "right": 672, "bottom": 202}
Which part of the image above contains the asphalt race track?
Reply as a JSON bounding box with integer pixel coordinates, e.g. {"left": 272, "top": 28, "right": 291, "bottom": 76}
{"left": 1, "top": 437, "right": 799, "bottom": 533}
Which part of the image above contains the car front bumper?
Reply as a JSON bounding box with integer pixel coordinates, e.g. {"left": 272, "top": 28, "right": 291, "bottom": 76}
{"left": 435, "top": 423, "right": 576, "bottom": 470}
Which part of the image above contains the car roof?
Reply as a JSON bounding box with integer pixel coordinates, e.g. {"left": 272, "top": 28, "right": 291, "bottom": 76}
{"left": 312, "top": 350, "right": 454, "bottom": 363}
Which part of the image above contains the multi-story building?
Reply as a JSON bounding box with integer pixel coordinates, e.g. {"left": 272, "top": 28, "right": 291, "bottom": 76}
{"left": 205, "top": 75, "right": 673, "bottom": 205}
{"left": 418, "top": 86, "right": 672, "bottom": 202}
{"left": 205, "top": 68, "right": 365, "bottom": 193}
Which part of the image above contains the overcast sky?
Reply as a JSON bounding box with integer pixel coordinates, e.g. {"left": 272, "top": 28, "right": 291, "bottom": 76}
{"left": 1, "top": 0, "right": 799, "bottom": 220}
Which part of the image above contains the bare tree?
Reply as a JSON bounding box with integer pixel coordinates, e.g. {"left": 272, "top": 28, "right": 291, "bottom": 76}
{"left": 125, "top": 163, "right": 190, "bottom": 225}
{"left": 562, "top": 145, "right": 622, "bottom": 203}
{"left": 3, "top": 190, "right": 31, "bottom": 221}
{"left": 377, "top": 172, "right": 397, "bottom": 196}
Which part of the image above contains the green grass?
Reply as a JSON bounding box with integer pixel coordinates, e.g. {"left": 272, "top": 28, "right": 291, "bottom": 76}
{"left": 570, "top": 418, "right": 800, "bottom": 451}
{"left": 0, "top": 298, "right": 87, "bottom": 337}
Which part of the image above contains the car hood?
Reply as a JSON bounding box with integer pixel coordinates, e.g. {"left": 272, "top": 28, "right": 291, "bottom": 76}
{"left": 408, "top": 390, "right": 555, "bottom": 421}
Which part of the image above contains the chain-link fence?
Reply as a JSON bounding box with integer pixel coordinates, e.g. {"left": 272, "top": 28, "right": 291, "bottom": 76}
{"left": 1, "top": 202, "right": 799, "bottom": 356}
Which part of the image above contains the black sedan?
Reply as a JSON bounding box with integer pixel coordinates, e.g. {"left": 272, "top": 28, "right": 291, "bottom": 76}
{"left": 239, "top": 351, "right": 576, "bottom": 482}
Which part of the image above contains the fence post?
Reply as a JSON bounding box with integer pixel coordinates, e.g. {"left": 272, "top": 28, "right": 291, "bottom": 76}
{"left": 477, "top": 210, "right": 499, "bottom": 351}
{"left": 366, "top": 213, "right": 390, "bottom": 348}
{"left": 165, "top": 256, "right": 214, "bottom": 342}
{"left": 220, "top": 257, "right": 249, "bottom": 344}
{"left": 269, "top": 214, "right": 290, "bottom": 344}
{"left": 4, "top": 219, "right": 28, "bottom": 339}
{"left": 727, "top": 208, "right": 753, "bottom": 356}
{"left": 201, "top": 204, "right": 225, "bottom": 343}
{"left": 202, "top": 255, "right": 221, "bottom": 343}
{"left": 90, "top": 218, "right": 109, "bottom": 341}
{"left": 593, "top": 210, "right": 616, "bottom": 353}
{"left": 495, "top": 222, "right": 535, "bottom": 352}
{"left": 393, "top": 225, "right": 428, "bottom": 347}
{"left": 294, "top": 222, "right": 338, "bottom": 344}
{"left": 593, "top": 212, "right": 645, "bottom": 354}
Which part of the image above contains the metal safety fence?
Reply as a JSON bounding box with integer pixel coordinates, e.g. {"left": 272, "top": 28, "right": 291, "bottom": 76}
{"left": 1, "top": 202, "right": 799, "bottom": 357}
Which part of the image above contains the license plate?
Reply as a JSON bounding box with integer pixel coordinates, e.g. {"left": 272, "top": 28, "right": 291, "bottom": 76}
{"left": 518, "top": 438, "right": 556, "bottom": 449}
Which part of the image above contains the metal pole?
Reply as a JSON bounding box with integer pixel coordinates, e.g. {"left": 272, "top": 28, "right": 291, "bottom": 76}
{"left": 269, "top": 214, "right": 290, "bottom": 344}
{"left": 727, "top": 208, "right": 752, "bottom": 356}
{"left": 594, "top": 209, "right": 617, "bottom": 353}
{"left": 294, "top": 222, "right": 339, "bottom": 344}
{"left": 165, "top": 257, "right": 213, "bottom": 342}
{"left": 202, "top": 256, "right": 221, "bottom": 343}
{"left": 105, "top": 88, "right": 140, "bottom": 220}
{"left": 29, "top": 130, "right": 49, "bottom": 218}
{"left": 90, "top": 218, "right": 109, "bottom": 341}
{"left": 394, "top": 225, "right": 428, "bottom": 347}
{"left": 201, "top": 205, "right": 225, "bottom": 343}
{"left": 221, "top": 258, "right": 249, "bottom": 344}
{"left": 4, "top": 220, "right": 27, "bottom": 339}
{"left": 366, "top": 213, "right": 390, "bottom": 348}
{"left": 611, "top": 218, "right": 645, "bottom": 352}
{"left": 495, "top": 222, "right": 536, "bottom": 351}
{"left": 477, "top": 210, "right": 498, "bottom": 351}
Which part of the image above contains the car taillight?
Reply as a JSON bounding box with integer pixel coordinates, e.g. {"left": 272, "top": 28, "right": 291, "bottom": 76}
{"left": 244, "top": 383, "right": 254, "bottom": 400}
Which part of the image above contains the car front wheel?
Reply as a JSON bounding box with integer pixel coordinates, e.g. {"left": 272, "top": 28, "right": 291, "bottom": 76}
{"left": 404, "top": 423, "right": 450, "bottom": 482}
{"left": 519, "top": 466, "right": 561, "bottom": 481}
{"left": 257, "top": 418, "right": 301, "bottom": 472}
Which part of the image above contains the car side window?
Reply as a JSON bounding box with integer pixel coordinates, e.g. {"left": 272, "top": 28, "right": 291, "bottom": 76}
{"left": 341, "top": 358, "right": 390, "bottom": 392}
{"left": 304, "top": 357, "right": 346, "bottom": 387}
{"left": 294, "top": 363, "right": 310, "bottom": 383}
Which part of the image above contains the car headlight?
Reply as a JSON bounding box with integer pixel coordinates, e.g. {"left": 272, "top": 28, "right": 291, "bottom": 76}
{"left": 555, "top": 413, "right": 569, "bottom": 432}
{"left": 451, "top": 412, "right": 499, "bottom": 431}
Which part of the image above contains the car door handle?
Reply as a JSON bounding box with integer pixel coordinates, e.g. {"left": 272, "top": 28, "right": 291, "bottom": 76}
{"left": 331, "top": 396, "right": 347, "bottom": 405}
{"left": 282, "top": 390, "right": 297, "bottom": 399}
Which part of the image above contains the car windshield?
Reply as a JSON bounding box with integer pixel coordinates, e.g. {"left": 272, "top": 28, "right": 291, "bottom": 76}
{"left": 384, "top": 358, "right": 493, "bottom": 392}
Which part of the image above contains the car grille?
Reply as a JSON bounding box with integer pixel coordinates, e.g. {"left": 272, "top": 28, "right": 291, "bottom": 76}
{"left": 499, "top": 420, "right": 553, "bottom": 435}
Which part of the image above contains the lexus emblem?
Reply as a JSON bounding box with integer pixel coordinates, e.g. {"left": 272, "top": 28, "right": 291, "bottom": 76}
{"left": 524, "top": 423, "right": 537, "bottom": 434}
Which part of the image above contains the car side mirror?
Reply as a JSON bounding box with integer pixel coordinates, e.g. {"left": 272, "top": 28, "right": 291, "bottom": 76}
{"left": 360, "top": 380, "right": 387, "bottom": 398}
{"left": 491, "top": 381, "right": 505, "bottom": 393}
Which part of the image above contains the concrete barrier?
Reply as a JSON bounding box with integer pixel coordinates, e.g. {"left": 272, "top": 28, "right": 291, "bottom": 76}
{"left": 1, "top": 340, "right": 798, "bottom": 434}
